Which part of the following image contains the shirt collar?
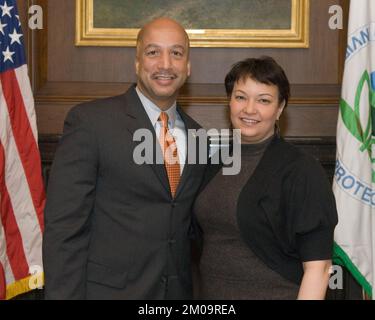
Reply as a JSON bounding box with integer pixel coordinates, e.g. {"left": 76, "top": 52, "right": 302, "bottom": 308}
{"left": 135, "top": 86, "right": 177, "bottom": 129}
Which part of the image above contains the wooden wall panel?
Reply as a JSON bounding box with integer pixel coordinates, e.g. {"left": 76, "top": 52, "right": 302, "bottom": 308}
{"left": 34, "top": 81, "right": 341, "bottom": 136}
{"left": 46, "top": 0, "right": 341, "bottom": 85}
{"left": 19, "top": 0, "right": 349, "bottom": 138}
{"left": 36, "top": 102, "right": 339, "bottom": 137}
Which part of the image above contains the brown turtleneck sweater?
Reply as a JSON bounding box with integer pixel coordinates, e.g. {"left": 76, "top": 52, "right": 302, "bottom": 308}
{"left": 194, "top": 136, "right": 299, "bottom": 300}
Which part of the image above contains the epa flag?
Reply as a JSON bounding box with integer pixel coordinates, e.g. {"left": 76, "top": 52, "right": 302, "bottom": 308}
{"left": 0, "top": 0, "right": 45, "bottom": 299}
{"left": 333, "top": 0, "right": 375, "bottom": 299}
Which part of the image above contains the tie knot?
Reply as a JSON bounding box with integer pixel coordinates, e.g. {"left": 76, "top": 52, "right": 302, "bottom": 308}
{"left": 159, "top": 112, "right": 169, "bottom": 128}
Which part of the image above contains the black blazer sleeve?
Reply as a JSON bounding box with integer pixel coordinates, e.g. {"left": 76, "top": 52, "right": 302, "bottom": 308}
{"left": 287, "top": 155, "right": 338, "bottom": 262}
{"left": 43, "top": 105, "right": 98, "bottom": 299}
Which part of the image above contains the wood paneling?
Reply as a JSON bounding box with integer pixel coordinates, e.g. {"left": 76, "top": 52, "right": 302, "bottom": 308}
{"left": 18, "top": 0, "right": 350, "bottom": 137}
{"left": 34, "top": 81, "right": 340, "bottom": 136}
{"left": 35, "top": 101, "right": 339, "bottom": 137}
{"left": 46, "top": 0, "right": 340, "bottom": 85}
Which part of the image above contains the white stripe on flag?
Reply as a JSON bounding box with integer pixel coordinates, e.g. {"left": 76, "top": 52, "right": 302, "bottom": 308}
{"left": 14, "top": 66, "right": 38, "bottom": 143}
{"left": 0, "top": 223, "right": 14, "bottom": 285}
{"left": 0, "top": 91, "right": 43, "bottom": 271}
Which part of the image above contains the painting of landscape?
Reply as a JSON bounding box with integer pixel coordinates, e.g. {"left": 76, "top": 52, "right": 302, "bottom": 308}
{"left": 93, "top": 0, "right": 292, "bottom": 30}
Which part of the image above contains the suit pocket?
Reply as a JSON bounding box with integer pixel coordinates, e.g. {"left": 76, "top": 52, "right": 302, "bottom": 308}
{"left": 87, "top": 260, "right": 128, "bottom": 289}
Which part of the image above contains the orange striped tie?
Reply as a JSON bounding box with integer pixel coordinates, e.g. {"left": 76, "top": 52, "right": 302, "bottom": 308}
{"left": 159, "top": 112, "right": 180, "bottom": 197}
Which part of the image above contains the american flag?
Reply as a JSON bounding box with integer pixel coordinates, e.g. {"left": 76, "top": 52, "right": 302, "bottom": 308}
{"left": 0, "top": 0, "right": 45, "bottom": 299}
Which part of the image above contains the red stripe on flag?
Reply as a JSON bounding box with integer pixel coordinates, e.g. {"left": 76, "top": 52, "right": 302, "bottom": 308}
{"left": 0, "top": 262, "right": 5, "bottom": 300}
{"left": 0, "top": 69, "right": 45, "bottom": 232}
{"left": 0, "top": 141, "right": 30, "bottom": 280}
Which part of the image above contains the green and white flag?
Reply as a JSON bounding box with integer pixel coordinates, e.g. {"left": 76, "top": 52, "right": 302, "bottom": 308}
{"left": 333, "top": 0, "right": 375, "bottom": 298}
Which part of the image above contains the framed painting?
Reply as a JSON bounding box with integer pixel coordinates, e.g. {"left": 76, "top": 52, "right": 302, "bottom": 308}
{"left": 75, "top": 0, "right": 309, "bottom": 48}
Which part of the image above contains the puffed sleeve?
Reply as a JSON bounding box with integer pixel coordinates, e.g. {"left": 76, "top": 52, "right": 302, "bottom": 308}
{"left": 286, "top": 155, "right": 338, "bottom": 262}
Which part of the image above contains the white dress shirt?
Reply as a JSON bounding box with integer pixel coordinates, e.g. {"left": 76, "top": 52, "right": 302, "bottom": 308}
{"left": 135, "top": 87, "right": 187, "bottom": 174}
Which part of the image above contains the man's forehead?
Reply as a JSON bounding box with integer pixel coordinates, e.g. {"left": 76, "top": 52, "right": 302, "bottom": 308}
{"left": 142, "top": 27, "right": 188, "bottom": 44}
{"left": 136, "top": 18, "right": 190, "bottom": 54}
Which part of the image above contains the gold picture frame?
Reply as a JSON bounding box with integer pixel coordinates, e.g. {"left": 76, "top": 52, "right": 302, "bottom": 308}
{"left": 75, "top": 0, "right": 309, "bottom": 48}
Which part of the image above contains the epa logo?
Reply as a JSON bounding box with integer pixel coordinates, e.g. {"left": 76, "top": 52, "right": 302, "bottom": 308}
{"left": 340, "top": 70, "right": 375, "bottom": 181}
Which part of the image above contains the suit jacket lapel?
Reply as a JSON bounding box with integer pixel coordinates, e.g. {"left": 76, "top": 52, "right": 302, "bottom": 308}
{"left": 174, "top": 105, "right": 206, "bottom": 198}
{"left": 121, "top": 85, "right": 170, "bottom": 194}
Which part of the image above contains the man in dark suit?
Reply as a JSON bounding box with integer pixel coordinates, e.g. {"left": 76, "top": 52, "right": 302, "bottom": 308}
{"left": 43, "top": 17, "right": 206, "bottom": 299}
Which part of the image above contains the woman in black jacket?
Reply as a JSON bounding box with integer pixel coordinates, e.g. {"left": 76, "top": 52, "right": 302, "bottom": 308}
{"left": 193, "top": 56, "right": 338, "bottom": 300}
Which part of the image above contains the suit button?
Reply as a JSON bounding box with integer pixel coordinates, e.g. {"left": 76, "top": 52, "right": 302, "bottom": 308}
{"left": 171, "top": 201, "right": 176, "bottom": 208}
{"left": 168, "top": 239, "right": 176, "bottom": 244}
{"left": 161, "top": 276, "right": 167, "bottom": 284}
